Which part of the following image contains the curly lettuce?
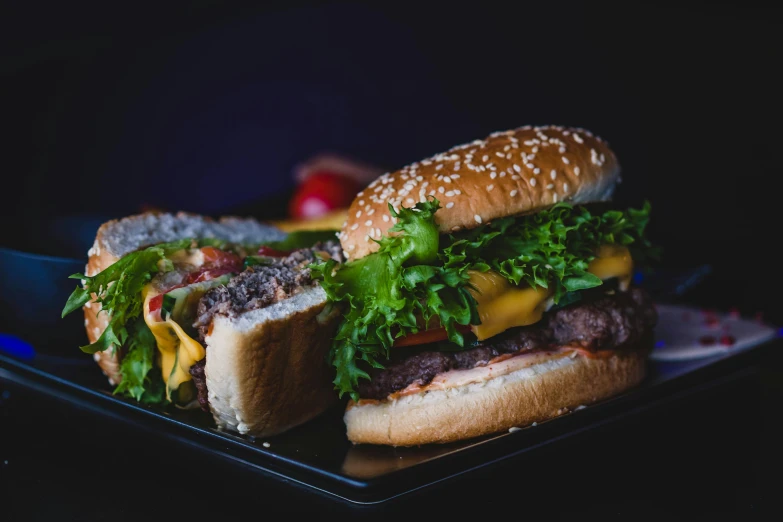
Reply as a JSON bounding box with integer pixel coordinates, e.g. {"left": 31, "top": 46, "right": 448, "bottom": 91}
{"left": 312, "top": 198, "right": 655, "bottom": 400}
{"left": 61, "top": 239, "right": 191, "bottom": 403}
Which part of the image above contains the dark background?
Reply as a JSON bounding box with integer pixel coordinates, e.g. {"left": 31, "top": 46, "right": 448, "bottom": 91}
{"left": 2, "top": 2, "right": 783, "bottom": 519}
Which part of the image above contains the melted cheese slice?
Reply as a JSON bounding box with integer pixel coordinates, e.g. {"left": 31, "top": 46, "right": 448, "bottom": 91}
{"left": 142, "top": 286, "right": 206, "bottom": 400}
{"left": 467, "top": 245, "right": 633, "bottom": 341}
{"left": 467, "top": 271, "right": 551, "bottom": 341}
{"left": 587, "top": 244, "right": 633, "bottom": 291}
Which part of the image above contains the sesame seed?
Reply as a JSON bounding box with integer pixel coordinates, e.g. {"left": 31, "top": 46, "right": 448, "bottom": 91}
{"left": 547, "top": 184, "right": 554, "bottom": 189}
{"left": 513, "top": 164, "right": 521, "bottom": 173}
{"left": 487, "top": 184, "right": 494, "bottom": 191}
{"left": 367, "top": 209, "right": 375, "bottom": 215}
{"left": 574, "top": 166, "right": 581, "bottom": 176}
{"left": 444, "top": 176, "right": 452, "bottom": 183}
{"left": 406, "top": 198, "right": 415, "bottom": 204}
{"left": 436, "top": 164, "right": 443, "bottom": 170}
{"left": 438, "top": 186, "right": 445, "bottom": 194}
{"left": 591, "top": 149, "right": 599, "bottom": 165}
{"left": 454, "top": 189, "right": 461, "bottom": 195}
{"left": 350, "top": 223, "right": 359, "bottom": 230}
{"left": 526, "top": 163, "right": 535, "bottom": 169}
{"left": 573, "top": 133, "right": 584, "bottom": 144}
{"left": 474, "top": 215, "right": 483, "bottom": 223}
{"left": 364, "top": 220, "right": 372, "bottom": 226}
{"left": 533, "top": 168, "right": 540, "bottom": 174}
{"left": 551, "top": 170, "right": 557, "bottom": 180}
{"left": 553, "top": 193, "right": 558, "bottom": 203}
{"left": 510, "top": 189, "right": 518, "bottom": 197}
{"left": 364, "top": 235, "right": 370, "bottom": 242}
{"left": 490, "top": 172, "right": 497, "bottom": 179}
{"left": 446, "top": 190, "right": 455, "bottom": 197}
{"left": 530, "top": 178, "right": 537, "bottom": 187}
{"left": 446, "top": 202, "right": 455, "bottom": 209}
{"left": 355, "top": 211, "right": 362, "bottom": 218}
{"left": 451, "top": 174, "right": 460, "bottom": 178}
{"left": 563, "top": 183, "right": 569, "bottom": 193}
{"left": 358, "top": 200, "right": 365, "bottom": 206}
{"left": 482, "top": 155, "right": 489, "bottom": 162}
{"left": 376, "top": 228, "right": 382, "bottom": 237}
{"left": 562, "top": 156, "right": 570, "bottom": 164}
{"left": 357, "top": 191, "right": 364, "bottom": 197}
{"left": 559, "top": 146, "right": 566, "bottom": 153}
{"left": 496, "top": 151, "right": 505, "bottom": 158}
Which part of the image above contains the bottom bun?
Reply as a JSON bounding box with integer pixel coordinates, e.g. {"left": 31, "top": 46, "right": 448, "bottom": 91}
{"left": 344, "top": 349, "right": 647, "bottom": 446}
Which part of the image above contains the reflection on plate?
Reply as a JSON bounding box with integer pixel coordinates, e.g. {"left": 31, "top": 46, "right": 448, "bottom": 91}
{"left": 650, "top": 304, "right": 779, "bottom": 361}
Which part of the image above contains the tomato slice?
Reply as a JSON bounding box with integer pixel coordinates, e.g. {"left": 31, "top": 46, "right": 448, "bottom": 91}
{"left": 186, "top": 267, "right": 235, "bottom": 284}
{"left": 393, "top": 324, "right": 473, "bottom": 348}
{"left": 257, "top": 245, "right": 292, "bottom": 257}
{"left": 200, "top": 246, "right": 242, "bottom": 271}
{"left": 148, "top": 294, "right": 164, "bottom": 322}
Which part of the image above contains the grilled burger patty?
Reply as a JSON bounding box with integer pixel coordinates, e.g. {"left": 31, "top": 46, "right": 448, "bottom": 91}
{"left": 357, "top": 286, "right": 657, "bottom": 400}
{"left": 189, "top": 242, "right": 344, "bottom": 411}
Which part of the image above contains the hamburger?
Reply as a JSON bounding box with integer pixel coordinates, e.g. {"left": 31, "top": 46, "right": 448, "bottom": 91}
{"left": 62, "top": 212, "right": 343, "bottom": 437}
{"left": 311, "top": 125, "right": 658, "bottom": 446}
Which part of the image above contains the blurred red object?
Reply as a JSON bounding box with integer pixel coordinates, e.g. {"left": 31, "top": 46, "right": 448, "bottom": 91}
{"left": 288, "top": 170, "right": 363, "bottom": 219}
{"left": 288, "top": 153, "right": 385, "bottom": 220}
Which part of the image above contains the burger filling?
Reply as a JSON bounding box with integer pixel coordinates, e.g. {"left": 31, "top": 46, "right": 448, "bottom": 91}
{"left": 357, "top": 284, "right": 656, "bottom": 400}
{"left": 62, "top": 232, "right": 341, "bottom": 407}
{"left": 311, "top": 198, "right": 658, "bottom": 402}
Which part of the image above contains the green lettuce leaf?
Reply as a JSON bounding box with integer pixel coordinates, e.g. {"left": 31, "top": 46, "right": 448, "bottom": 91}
{"left": 312, "top": 198, "right": 655, "bottom": 400}
{"left": 113, "top": 317, "right": 165, "bottom": 403}
{"left": 311, "top": 199, "right": 478, "bottom": 398}
{"left": 62, "top": 239, "right": 191, "bottom": 355}
{"left": 62, "top": 239, "right": 192, "bottom": 404}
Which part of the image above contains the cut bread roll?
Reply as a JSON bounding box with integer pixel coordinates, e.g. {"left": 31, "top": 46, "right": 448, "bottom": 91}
{"left": 81, "top": 211, "right": 340, "bottom": 437}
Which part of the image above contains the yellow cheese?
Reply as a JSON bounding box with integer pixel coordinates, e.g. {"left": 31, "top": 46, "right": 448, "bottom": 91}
{"left": 467, "top": 271, "right": 551, "bottom": 341}
{"left": 587, "top": 244, "right": 633, "bottom": 290}
{"left": 142, "top": 286, "right": 206, "bottom": 400}
{"left": 467, "top": 245, "right": 634, "bottom": 341}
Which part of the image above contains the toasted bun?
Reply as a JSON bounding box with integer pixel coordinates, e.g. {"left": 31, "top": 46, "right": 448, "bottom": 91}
{"left": 340, "top": 125, "right": 619, "bottom": 259}
{"left": 82, "top": 212, "right": 286, "bottom": 385}
{"left": 205, "top": 286, "right": 340, "bottom": 437}
{"left": 344, "top": 349, "right": 646, "bottom": 446}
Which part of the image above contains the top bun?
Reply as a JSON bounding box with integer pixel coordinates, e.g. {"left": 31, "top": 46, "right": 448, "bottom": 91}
{"left": 339, "top": 125, "right": 619, "bottom": 259}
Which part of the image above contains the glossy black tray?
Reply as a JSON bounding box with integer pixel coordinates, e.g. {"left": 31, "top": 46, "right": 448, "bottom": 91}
{"left": 0, "top": 304, "right": 779, "bottom": 504}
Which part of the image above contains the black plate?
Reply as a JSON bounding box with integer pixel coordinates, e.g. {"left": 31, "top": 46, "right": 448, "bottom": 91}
{"left": 0, "top": 304, "right": 779, "bottom": 504}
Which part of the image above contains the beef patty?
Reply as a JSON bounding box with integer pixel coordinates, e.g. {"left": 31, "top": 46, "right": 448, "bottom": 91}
{"left": 357, "top": 286, "right": 657, "bottom": 400}
{"left": 189, "top": 241, "right": 343, "bottom": 411}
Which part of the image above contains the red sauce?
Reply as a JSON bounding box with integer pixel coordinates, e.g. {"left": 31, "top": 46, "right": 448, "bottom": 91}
{"left": 719, "top": 335, "right": 736, "bottom": 346}
{"left": 704, "top": 316, "right": 720, "bottom": 328}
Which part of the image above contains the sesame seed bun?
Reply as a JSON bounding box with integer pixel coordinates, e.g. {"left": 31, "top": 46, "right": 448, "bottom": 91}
{"left": 339, "top": 125, "right": 619, "bottom": 259}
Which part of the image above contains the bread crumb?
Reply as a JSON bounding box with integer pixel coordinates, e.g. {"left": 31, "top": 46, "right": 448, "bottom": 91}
{"left": 262, "top": 442, "right": 271, "bottom": 448}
